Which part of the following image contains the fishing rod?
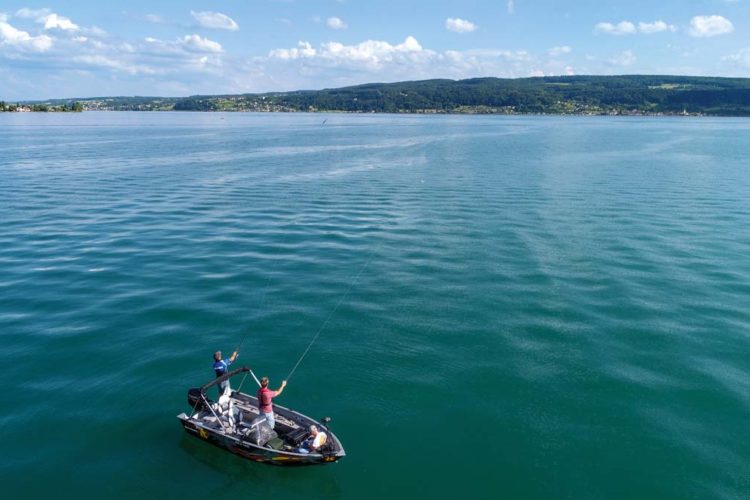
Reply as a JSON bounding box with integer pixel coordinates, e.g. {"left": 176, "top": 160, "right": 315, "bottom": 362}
{"left": 236, "top": 368, "right": 263, "bottom": 393}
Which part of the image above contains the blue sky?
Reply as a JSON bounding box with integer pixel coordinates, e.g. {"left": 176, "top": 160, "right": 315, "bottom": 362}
{"left": 1, "top": 0, "right": 749, "bottom": 100}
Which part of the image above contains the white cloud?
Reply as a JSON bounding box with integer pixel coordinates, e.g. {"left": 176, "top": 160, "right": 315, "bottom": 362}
{"left": 265, "top": 36, "right": 548, "bottom": 86}
{"left": 73, "top": 54, "right": 146, "bottom": 74}
{"left": 320, "top": 36, "right": 427, "bottom": 69}
{"left": 595, "top": 21, "right": 636, "bottom": 35}
{"left": 507, "top": 1, "right": 515, "bottom": 14}
{"left": 638, "top": 21, "right": 676, "bottom": 34}
{"left": 0, "top": 19, "right": 234, "bottom": 98}
{"left": 689, "top": 15, "right": 733, "bottom": 37}
{"left": 270, "top": 36, "right": 430, "bottom": 70}
{"left": 0, "top": 13, "right": 7, "bottom": 23}
{"left": 268, "top": 41, "right": 317, "bottom": 60}
{"left": 548, "top": 46, "right": 571, "bottom": 57}
{"left": 15, "top": 8, "right": 51, "bottom": 19}
{"left": 145, "top": 14, "right": 164, "bottom": 24}
{"left": 468, "top": 49, "right": 531, "bottom": 61}
{"left": 190, "top": 11, "right": 239, "bottom": 31}
{"left": 179, "top": 34, "right": 223, "bottom": 53}
{"left": 596, "top": 20, "right": 677, "bottom": 35}
{"left": 607, "top": 50, "right": 636, "bottom": 66}
{"left": 15, "top": 8, "right": 79, "bottom": 31}
{"left": 42, "top": 14, "right": 79, "bottom": 31}
{"left": 88, "top": 26, "right": 107, "bottom": 37}
{"left": 144, "top": 34, "right": 223, "bottom": 55}
{"left": 446, "top": 18, "right": 477, "bottom": 33}
{"left": 0, "top": 19, "right": 53, "bottom": 51}
{"left": 326, "top": 17, "right": 347, "bottom": 30}
{"left": 723, "top": 47, "right": 750, "bottom": 68}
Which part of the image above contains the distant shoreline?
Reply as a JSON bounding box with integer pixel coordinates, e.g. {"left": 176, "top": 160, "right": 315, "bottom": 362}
{"left": 0, "top": 108, "right": 712, "bottom": 117}
{"left": 5, "top": 74, "right": 750, "bottom": 117}
{"left": 0, "top": 102, "right": 82, "bottom": 113}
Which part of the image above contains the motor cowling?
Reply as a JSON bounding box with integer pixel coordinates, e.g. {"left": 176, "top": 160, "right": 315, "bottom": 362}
{"left": 187, "top": 388, "right": 208, "bottom": 411}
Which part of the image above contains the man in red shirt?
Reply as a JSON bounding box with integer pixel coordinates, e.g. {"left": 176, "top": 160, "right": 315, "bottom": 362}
{"left": 257, "top": 376, "right": 287, "bottom": 429}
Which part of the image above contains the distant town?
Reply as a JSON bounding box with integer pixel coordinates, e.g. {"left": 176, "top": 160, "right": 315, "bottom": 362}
{"left": 1, "top": 101, "right": 83, "bottom": 113}
{"left": 4, "top": 75, "right": 750, "bottom": 116}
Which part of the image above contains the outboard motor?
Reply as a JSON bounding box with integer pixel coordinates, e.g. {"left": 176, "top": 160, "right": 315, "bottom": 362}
{"left": 320, "top": 416, "right": 332, "bottom": 431}
{"left": 187, "top": 388, "right": 209, "bottom": 411}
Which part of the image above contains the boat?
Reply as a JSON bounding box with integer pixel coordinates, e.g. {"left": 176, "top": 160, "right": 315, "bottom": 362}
{"left": 177, "top": 366, "right": 346, "bottom": 466}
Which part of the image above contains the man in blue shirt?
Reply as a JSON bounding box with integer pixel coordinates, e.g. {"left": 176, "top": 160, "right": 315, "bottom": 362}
{"left": 213, "top": 350, "right": 238, "bottom": 398}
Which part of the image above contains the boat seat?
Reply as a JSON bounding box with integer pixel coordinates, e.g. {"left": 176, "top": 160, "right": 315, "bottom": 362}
{"left": 284, "top": 427, "right": 309, "bottom": 446}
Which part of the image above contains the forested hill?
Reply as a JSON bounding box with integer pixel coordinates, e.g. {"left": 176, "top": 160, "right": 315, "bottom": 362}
{"left": 26, "top": 75, "right": 750, "bottom": 116}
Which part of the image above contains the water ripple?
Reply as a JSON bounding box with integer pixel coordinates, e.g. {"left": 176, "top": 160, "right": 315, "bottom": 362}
{"left": 1, "top": 114, "right": 749, "bottom": 499}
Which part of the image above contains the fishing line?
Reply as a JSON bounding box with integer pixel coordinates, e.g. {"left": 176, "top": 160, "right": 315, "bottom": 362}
{"left": 235, "top": 214, "right": 305, "bottom": 353}
{"left": 285, "top": 236, "right": 381, "bottom": 382}
{"left": 228, "top": 216, "right": 301, "bottom": 378}
{"left": 234, "top": 273, "right": 273, "bottom": 353}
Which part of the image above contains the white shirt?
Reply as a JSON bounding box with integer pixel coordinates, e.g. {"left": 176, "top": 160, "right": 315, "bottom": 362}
{"left": 312, "top": 431, "right": 327, "bottom": 449}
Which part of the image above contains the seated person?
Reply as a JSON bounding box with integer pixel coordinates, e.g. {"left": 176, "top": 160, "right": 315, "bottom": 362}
{"left": 296, "top": 425, "right": 327, "bottom": 454}
{"left": 215, "top": 388, "right": 242, "bottom": 429}
{"left": 216, "top": 386, "right": 232, "bottom": 409}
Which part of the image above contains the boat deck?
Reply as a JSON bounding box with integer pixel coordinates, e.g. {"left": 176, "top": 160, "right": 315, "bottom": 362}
{"left": 186, "top": 390, "right": 338, "bottom": 455}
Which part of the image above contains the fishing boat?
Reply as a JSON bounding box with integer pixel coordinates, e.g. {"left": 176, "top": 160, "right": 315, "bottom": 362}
{"left": 177, "top": 367, "right": 345, "bottom": 466}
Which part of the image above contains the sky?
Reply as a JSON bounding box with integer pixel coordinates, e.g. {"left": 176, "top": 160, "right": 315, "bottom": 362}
{"left": 1, "top": 0, "right": 749, "bottom": 100}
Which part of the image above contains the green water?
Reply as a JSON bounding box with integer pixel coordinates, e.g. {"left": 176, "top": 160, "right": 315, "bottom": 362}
{"left": 1, "top": 113, "right": 748, "bottom": 498}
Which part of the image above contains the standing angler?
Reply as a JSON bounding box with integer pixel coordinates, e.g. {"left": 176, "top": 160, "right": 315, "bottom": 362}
{"left": 213, "top": 350, "right": 238, "bottom": 398}
{"left": 257, "top": 377, "right": 286, "bottom": 429}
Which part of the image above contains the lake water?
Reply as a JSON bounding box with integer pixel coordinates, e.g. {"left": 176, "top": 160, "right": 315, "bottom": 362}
{"left": 1, "top": 112, "right": 748, "bottom": 499}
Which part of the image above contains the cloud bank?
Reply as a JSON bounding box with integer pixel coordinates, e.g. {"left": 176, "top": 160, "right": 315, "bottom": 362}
{"left": 596, "top": 20, "right": 677, "bottom": 35}
{"left": 0, "top": 18, "right": 53, "bottom": 52}
{"left": 1, "top": 5, "right": 748, "bottom": 100}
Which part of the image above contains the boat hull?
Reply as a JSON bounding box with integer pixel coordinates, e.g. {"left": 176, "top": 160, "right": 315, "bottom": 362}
{"left": 178, "top": 412, "right": 343, "bottom": 466}
{"left": 178, "top": 368, "right": 345, "bottom": 466}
